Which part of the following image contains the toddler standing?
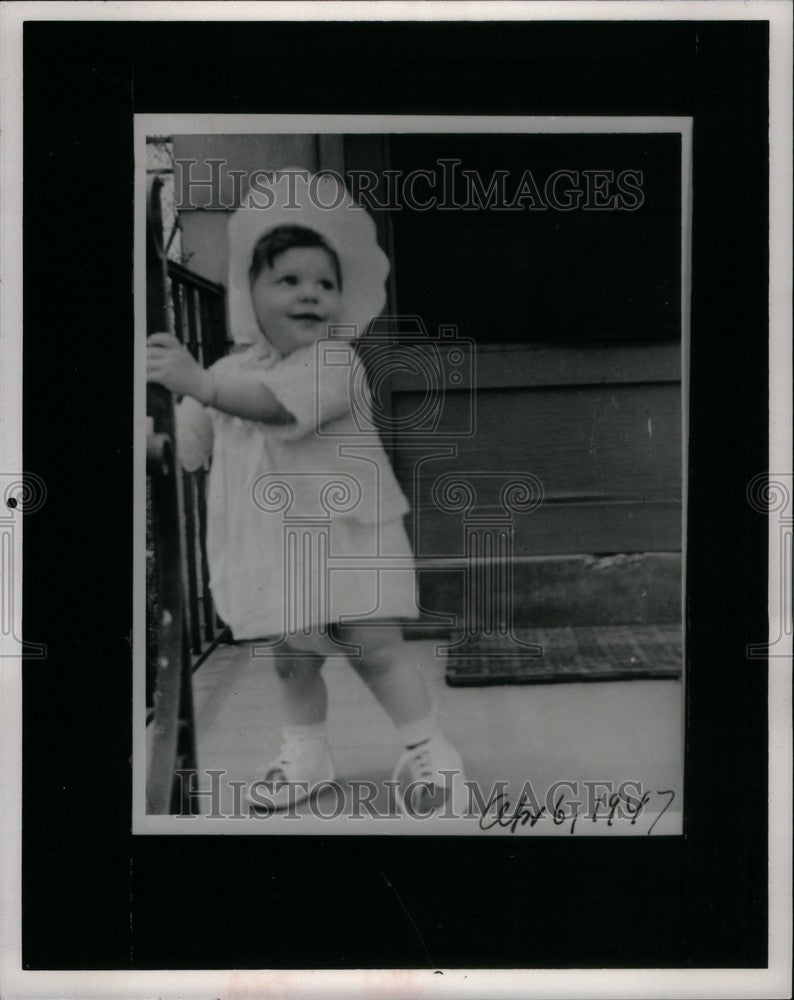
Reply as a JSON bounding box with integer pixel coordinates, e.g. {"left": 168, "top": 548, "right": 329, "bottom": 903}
{"left": 146, "top": 169, "right": 463, "bottom": 813}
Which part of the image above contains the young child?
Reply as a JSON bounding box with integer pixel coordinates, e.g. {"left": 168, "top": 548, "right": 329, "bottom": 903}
{"left": 146, "top": 168, "right": 463, "bottom": 813}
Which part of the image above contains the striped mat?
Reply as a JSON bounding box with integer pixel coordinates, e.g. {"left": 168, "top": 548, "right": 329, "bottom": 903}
{"left": 445, "top": 624, "right": 682, "bottom": 686}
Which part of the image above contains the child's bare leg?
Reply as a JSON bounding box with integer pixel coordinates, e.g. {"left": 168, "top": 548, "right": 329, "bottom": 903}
{"left": 337, "top": 625, "right": 434, "bottom": 730}
{"left": 273, "top": 649, "right": 327, "bottom": 726}
{"left": 257, "top": 633, "right": 336, "bottom": 806}
{"left": 337, "top": 624, "right": 464, "bottom": 812}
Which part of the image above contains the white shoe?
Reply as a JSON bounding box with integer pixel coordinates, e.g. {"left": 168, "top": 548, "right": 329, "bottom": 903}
{"left": 391, "top": 735, "right": 466, "bottom": 816}
{"left": 249, "top": 736, "right": 335, "bottom": 811}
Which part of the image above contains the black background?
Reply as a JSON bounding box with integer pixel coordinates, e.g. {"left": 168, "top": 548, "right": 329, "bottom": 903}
{"left": 22, "top": 21, "right": 768, "bottom": 970}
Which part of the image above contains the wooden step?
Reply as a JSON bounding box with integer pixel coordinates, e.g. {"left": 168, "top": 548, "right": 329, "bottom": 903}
{"left": 410, "top": 551, "right": 681, "bottom": 631}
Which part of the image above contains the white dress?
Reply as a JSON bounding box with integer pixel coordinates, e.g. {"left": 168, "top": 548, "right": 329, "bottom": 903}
{"left": 176, "top": 337, "right": 419, "bottom": 640}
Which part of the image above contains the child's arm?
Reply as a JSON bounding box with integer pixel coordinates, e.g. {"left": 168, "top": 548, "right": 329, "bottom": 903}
{"left": 147, "top": 333, "right": 295, "bottom": 425}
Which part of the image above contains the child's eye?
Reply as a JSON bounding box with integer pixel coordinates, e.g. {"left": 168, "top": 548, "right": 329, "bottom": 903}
{"left": 279, "top": 275, "right": 298, "bottom": 285}
{"left": 320, "top": 279, "right": 336, "bottom": 291}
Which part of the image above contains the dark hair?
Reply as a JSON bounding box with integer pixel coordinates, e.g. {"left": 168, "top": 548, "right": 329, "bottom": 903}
{"left": 248, "top": 225, "right": 342, "bottom": 289}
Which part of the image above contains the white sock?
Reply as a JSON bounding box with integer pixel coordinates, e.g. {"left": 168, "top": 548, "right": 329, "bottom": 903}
{"left": 398, "top": 713, "right": 438, "bottom": 750}
{"left": 284, "top": 721, "right": 328, "bottom": 743}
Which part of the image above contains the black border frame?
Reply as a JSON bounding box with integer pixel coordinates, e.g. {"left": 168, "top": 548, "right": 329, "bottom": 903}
{"left": 22, "top": 20, "right": 768, "bottom": 970}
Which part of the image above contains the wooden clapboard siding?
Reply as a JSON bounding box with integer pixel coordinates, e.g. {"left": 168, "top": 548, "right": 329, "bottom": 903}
{"left": 400, "top": 383, "right": 681, "bottom": 495}
{"left": 414, "top": 553, "right": 682, "bottom": 628}
{"left": 409, "top": 502, "right": 682, "bottom": 558}
{"left": 386, "top": 342, "right": 682, "bottom": 558}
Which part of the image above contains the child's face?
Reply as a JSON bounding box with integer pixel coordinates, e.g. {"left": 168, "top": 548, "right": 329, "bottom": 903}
{"left": 250, "top": 246, "right": 342, "bottom": 355}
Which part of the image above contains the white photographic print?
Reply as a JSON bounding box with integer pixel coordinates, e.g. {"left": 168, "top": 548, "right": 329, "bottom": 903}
{"left": 136, "top": 117, "right": 690, "bottom": 836}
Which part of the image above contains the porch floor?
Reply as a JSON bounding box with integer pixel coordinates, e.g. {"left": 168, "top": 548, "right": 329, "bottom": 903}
{"left": 190, "top": 636, "right": 684, "bottom": 833}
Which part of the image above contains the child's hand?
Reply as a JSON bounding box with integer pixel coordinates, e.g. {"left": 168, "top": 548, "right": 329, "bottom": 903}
{"left": 147, "top": 333, "right": 213, "bottom": 403}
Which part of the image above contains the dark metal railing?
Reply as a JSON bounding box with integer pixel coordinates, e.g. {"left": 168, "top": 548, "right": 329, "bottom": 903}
{"left": 146, "top": 176, "right": 197, "bottom": 814}
{"left": 167, "top": 261, "right": 231, "bottom": 662}
{"left": 145, "top": 178, "right": 231, "bottom": 813}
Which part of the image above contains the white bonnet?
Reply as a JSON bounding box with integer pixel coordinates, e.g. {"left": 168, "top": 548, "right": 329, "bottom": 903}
{"left": 227, "top": 168, "right": 390, "bottom": 346}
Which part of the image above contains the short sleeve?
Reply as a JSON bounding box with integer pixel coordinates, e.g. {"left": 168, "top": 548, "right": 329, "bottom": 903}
{"left": 252, "top": 345, "right": 356, "bottom": 441}
{"left": 175, "top": 395, "right": 213, "bottom": 471}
